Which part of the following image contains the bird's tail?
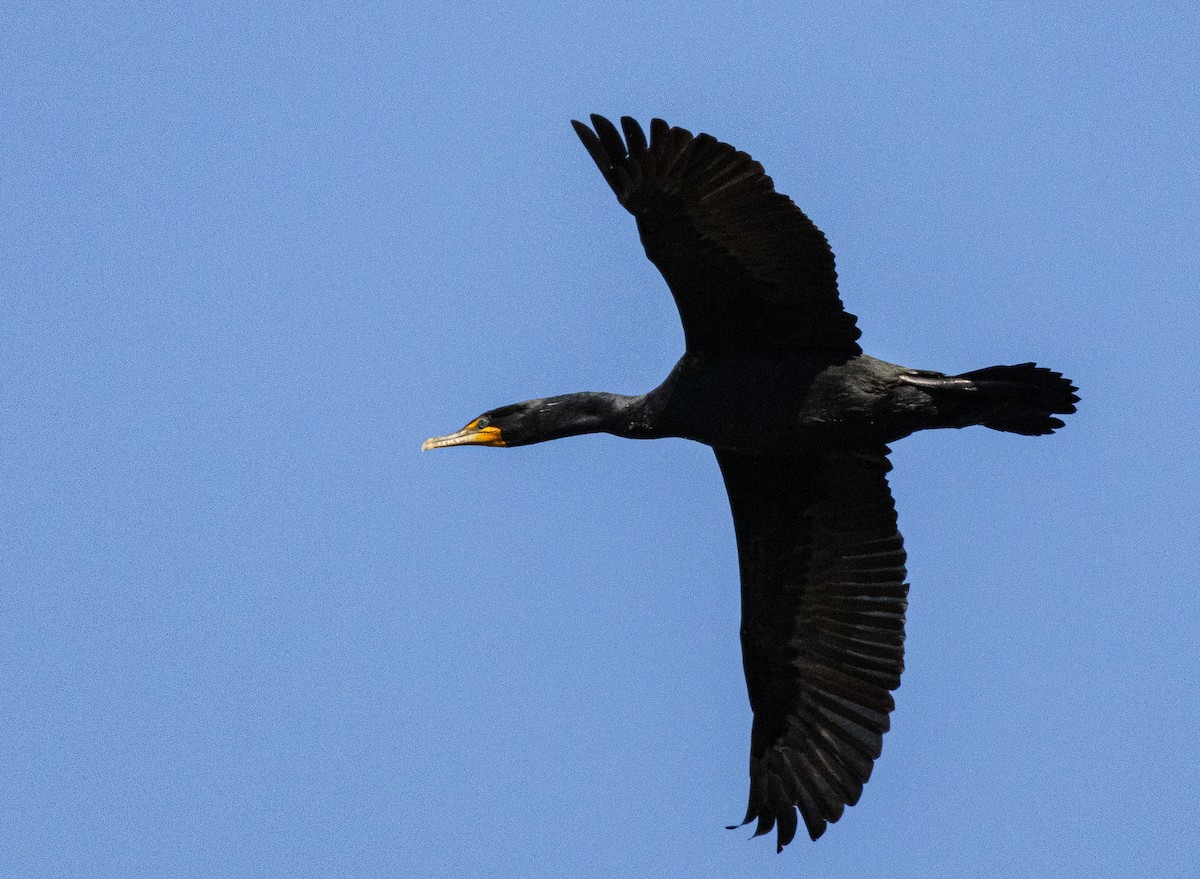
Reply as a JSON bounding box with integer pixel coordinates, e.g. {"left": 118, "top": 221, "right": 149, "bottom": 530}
{"left": 954, "top": 363, "right": 1079, "bottom": 436}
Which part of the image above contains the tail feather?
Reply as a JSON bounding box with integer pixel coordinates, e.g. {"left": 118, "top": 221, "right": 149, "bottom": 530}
{"left": 955, "top": 363, "right": 1079, "bottom": 436}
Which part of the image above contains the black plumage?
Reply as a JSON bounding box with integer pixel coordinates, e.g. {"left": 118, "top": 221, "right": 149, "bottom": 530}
{"left": 423, "top": 116, "right": 1078, "bottom": 851}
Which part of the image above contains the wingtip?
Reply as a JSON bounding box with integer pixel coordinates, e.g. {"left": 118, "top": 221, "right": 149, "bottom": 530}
{"left": 568, "top": 119, "right": 592, "bottom": 145}
{"left": 726, "top": 811, "right": 753, "bottom": 832}
{"left": 619, "top": 116, "right": 647, "bottom": 157}
{"left": 750, "top": 813, "right": 775, "bottom": 839}
{"left": 806, "top": 818, "right": 828, "bottom": 842}
{"left": 588, "top": 112, "right": 609, "bottom": 128}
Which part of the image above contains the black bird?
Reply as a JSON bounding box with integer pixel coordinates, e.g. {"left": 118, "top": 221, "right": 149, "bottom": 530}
{"left": 423, "top": 116, "right": 1078, "bottom": 851}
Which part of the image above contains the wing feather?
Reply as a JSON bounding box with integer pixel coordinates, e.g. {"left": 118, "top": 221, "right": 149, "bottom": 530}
{"left": 572, "top": 115, "right": 862, "bottom": 353}
{"left": 715, "top": 447, "right": 908, "bottom": 849}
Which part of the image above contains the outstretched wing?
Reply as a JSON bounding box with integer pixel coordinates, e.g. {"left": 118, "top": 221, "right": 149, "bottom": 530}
{"left": 714, "top": 448, "right": 908, "bottom": 849}
{"left": 572, "top": 115, "right": 861, "bottom": 354}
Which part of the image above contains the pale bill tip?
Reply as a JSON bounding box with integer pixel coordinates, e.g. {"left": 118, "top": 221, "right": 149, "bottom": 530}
{"left": 421, "top": 430, "right": 471, "bottom": 451}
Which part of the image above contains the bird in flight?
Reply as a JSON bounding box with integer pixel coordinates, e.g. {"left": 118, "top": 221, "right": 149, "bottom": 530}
{"left": 423, "top": 115, "right": 1078, "bottom": 851}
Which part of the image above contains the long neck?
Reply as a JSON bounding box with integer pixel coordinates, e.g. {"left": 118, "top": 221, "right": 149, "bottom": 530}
{"left": 529, "top": 392, "right": 651, "bottom": 443}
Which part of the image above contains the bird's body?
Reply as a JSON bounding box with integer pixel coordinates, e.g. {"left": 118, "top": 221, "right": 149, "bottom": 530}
{"left": 641, "top": 351, "right": 958, "bottom": 450}
{"left": 423, "top": 115, "right": 1078, "bottom": 851}
{"left": 474, "top": 351, "right": 1069, "bottom": 457}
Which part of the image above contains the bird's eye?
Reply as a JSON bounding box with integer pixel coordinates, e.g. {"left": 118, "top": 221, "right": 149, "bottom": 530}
{"left": 475, "top": 416, "right": 490, "bottom": 429}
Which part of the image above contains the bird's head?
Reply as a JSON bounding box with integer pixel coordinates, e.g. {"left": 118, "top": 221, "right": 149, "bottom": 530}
{"left": 421, "top": 400, "right": 553, "bottom": 451}
{"left": 423, "top": 393, "right": 642, "bottom": 451}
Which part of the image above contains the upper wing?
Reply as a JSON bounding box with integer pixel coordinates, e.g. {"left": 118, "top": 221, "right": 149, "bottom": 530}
{"left": 572, "top": 115, "right": 862, "bottom": 354}
{"left": 714, "top": 447, "right": 908, "bottom": 849}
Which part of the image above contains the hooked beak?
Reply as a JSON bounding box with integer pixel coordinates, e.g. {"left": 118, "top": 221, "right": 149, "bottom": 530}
{"left": 421, "top": 419, "right": 506, "bottom": 451}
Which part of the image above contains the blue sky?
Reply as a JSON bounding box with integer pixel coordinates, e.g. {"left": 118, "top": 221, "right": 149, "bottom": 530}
{"left": 3, "top": 3, "right": 1197, "bottom": 877}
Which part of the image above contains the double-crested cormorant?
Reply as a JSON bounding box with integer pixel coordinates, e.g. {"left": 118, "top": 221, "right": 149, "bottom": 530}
{"left": 423, "top": 116, "right": 1078, "bottom": 851}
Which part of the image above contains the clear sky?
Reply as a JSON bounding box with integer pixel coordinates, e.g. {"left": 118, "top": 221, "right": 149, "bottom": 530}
{"left": 3, "top": 3, "right": 1197, "bottom": 877}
